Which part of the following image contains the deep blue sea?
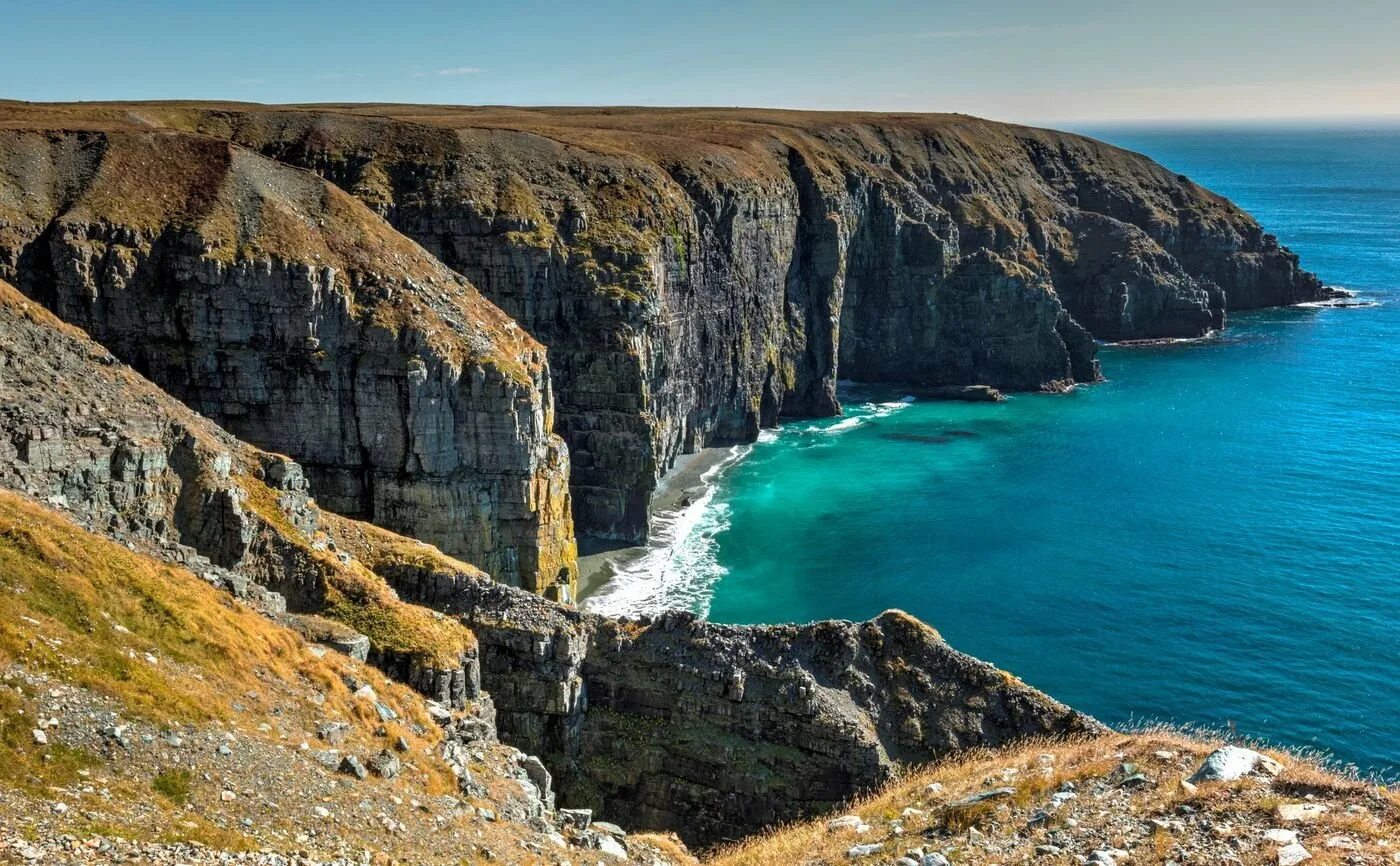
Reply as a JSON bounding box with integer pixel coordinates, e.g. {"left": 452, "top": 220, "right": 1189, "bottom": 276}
{"left": 586, "top": 125, "right": 1400, "bottom": 776}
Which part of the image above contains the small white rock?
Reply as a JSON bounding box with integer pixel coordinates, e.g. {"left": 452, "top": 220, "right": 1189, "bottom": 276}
{"left": 828, "top": 814, "right": 870, "bottom": 833}
{"left": 1277, "top": 842, "right": 1312, "bottom": 866}
{"left": 1276, "top": 803, "right": 1329, "bottom": 822}
{"left": 1188, "top": 746, "right": 1283, "bottom": 783}
{"left": 597, "top": 834, "right": 628, "bottom": 860}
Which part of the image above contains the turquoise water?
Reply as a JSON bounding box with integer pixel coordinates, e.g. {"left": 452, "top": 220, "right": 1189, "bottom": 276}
{"left": 587, "top": 126, "right": 1400, "bottom": 775}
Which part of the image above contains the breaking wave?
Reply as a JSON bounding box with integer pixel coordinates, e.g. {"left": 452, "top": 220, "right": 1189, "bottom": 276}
{"left": 582, "top": 395, "right": 917, "bottom": 616}
{"left": 582, "top": 445, "right": 748, "bottom": 618}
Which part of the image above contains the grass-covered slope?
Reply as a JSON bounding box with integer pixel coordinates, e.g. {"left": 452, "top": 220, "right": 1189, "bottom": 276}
{"left": 0, "top": 490, "right": 689, "bottom": 864}
{"left": 709, "top": 730, "right": 1397, "bottom": 866}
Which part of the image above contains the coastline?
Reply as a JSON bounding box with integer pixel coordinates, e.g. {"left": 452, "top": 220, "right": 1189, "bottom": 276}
{"left": 576, "top": 444, "right": 740, "bottom": 603}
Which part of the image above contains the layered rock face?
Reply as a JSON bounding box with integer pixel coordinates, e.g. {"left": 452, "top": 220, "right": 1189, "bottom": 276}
{"left": 0, "top": 128, "right": 575, "bottom": 596}
{"left": 153, "top": 105, "right": 1326, "bottom": 541}
{"left": 2, "top": 270, "right": 1097, "bottom": 845}
{"left": 350, "top": 551, "right": 1099, "bottom": 844}
{"left": 0, "top": 278, "right": 483, "bottom": 706}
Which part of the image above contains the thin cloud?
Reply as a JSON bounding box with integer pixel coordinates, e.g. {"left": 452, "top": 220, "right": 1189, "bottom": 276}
{"left": 912, "top": 24, "right": 1039, "bottom": 39}
{"left": 311, "top": 72, "right": 365, "bottom": 81}
{"left": 908, "top": 22, "right": 1098, "bottom": 39}
{"left": 413, "top": 66, "right": 484, "bottom": 78}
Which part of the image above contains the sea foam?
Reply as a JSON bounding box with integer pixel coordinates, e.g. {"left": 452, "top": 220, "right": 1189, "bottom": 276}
{"left": 582, "top": 445, "right": 748, "bottom": 617}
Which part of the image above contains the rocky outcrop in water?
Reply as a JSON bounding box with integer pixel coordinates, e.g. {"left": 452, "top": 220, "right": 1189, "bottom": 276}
{"left": 0, "top": 128, "right": 575, "bottom": 597}
{"left": 141, "top": 104, "right": 1325, "bottom": 543}
{"left": 340, "top": 545, "right": 1100, "bottom": 845}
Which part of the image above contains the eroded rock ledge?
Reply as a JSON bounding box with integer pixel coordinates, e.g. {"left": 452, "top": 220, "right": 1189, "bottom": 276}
{"left": 330, "top": 545, "right": 1101, "bottom": 845}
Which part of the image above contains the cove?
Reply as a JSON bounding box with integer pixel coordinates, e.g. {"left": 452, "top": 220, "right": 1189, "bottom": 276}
{"left": 586, "top": 125, "right": 1400, "bottom": 775}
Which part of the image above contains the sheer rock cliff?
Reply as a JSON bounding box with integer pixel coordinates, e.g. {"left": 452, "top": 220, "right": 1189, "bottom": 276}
{"left": 0, "top": 127, "right": 575, "bottom": 596}
{"left": 162, "top": 104, "right": 1325, "bottom": 542}
{"left": 0, "top": 277, "right": 488, "bottom": 705}
{"left": 0, "top": 103, "right": 1325, "bottom": 551}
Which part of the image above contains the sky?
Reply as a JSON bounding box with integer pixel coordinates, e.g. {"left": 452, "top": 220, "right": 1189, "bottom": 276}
{"left": 4, "top": 0, "right": 1399, "bottom": 125}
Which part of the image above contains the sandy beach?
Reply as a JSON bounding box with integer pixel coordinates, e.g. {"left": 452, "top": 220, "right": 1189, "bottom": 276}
{"left": 575, "top": 445, "right": 738, "bottom": 603}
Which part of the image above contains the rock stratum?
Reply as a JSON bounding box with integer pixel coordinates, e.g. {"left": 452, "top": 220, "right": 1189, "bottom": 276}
{"left": 0, "top": 102, "right": 1328, "bottom": 550}
{"left": 0, "top": 121, "right": 575, "bottom": 597}
{"left": 0, "top": 271, "right": 1093, "bottom": 850}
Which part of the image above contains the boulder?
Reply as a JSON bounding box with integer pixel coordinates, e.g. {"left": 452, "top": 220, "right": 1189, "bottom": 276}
{"left": 1188, "top": 747, "right": 1284, "bottom": 782}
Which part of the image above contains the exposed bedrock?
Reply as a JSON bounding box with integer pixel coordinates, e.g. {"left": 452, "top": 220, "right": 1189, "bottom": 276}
{"left": 171, "top": 106, "right": 1325, "bottom": 543}
{"left": 1, "top": 258, "right": 1099, "bottom": 845}
{"left": 3, "top": 267, "right": 1098, "bottom": 846}
{"left": 0, "top": 278, "right": 482, "bottom": 706}
{"left": 351, "top": 552, "right": 1101, "bottom": 846}
{"left": 0, "top": 129, "right": 575, "bottom": 596}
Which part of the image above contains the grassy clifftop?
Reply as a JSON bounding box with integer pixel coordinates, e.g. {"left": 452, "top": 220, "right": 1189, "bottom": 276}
{"left": 711, "top": 730, "right": 1397, "bottom": 866}
{"left": 0, "top": 126, "right": 544, "bottom": 379}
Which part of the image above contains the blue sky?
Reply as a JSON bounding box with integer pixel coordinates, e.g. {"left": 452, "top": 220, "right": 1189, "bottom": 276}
{"left": 4, "top": 0, "right": 1398, "bottom": 123}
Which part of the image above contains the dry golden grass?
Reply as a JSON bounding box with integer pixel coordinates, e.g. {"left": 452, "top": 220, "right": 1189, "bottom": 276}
{"left": 233, "top": 472, "right": 477, "bottom": 668}
{"left": 631, "top": 833, "right": 700, "bottom": 865}
{"left": 321, "top": 510, "right": 490, "bottom": 586}
{"left": 0, "top": 490, "right": 455, "bottom": 791}
{"left": 705, "top": 729, "right": 1399, "bottom": 866}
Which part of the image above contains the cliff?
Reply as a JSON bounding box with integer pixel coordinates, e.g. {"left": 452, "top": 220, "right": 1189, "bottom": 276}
{"left": 0, "top": 102, "right": 1326, "bottom": 551}
{"left": 0, "top": 274, "right": 1094, "bottom": 849}
{"left": 167, "top": 103, "right": 1322, "bottom": 541}
{"left": 0, "top": 126, "right": 576, "bottom": 596}
{"left": 0, "top": 101, "right": 1363, "bottom": 859}
{"left": 0, "top": 277, "right": 484, "bottom": 704}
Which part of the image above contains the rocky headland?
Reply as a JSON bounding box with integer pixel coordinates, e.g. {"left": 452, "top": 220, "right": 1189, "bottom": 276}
{"left": 0, "top": 101, "right": 1361, "bottom": 864}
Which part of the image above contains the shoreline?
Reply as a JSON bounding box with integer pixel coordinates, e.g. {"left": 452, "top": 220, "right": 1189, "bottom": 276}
{"left": 575, "top": 444, "right": 740, "bottom": 603}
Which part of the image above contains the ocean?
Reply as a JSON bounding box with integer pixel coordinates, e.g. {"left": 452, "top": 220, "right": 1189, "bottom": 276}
{"left": 584, "top": 124, "right": 1400, "bottom": 775}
